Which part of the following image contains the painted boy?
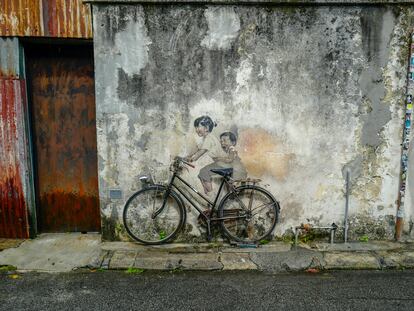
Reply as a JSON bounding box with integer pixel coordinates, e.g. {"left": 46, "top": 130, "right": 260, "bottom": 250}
{"left": 213, "top": 131, "right": 247, "bottom": 181}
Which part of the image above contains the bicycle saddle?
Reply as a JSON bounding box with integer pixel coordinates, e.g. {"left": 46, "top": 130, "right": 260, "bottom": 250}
{"left": 210, "top": 168, "right": 233, "bottom": 177}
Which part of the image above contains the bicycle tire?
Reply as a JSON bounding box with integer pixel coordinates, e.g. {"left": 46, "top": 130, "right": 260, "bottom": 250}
{"left": 218, "top": 185, "right": 279, "bottom": 243}
{"left": 123, "top": 185, "right": 185, "bottom": 245}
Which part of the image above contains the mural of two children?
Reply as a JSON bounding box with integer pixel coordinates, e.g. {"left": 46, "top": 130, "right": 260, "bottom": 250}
{"left": 185, "top": 116, "right": 247, "bottom": 194}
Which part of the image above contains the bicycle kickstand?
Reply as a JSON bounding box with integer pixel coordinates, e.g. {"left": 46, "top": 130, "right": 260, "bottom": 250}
{"left": 206, "top": 220, "right": 213, "bottom": 242}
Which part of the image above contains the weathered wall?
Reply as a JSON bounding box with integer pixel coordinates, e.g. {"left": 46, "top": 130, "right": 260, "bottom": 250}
{"left": 92, "top": 3, "right": 414, "bottom": 241}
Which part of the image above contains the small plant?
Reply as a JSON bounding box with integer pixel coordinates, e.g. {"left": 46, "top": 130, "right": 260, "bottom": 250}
{"left": 259, "top": 239, "right": 270, "bottom": 245}
{"left": 169, "top": 267, "right": 183, "bottom": 273}
{"left": 275, "top": 235, "right": 294, "bottom": 244}
{"left": 0, "top": 265, "right": 17, "bottom": 273}
{"left": 159, "top": 230, "right": 166, "bottom": 240}
{"left": 125, "top": 267, "right": 145, "bottom": 274}
{"left": 359, "top": 235, "right": 369, "bottom": 242}
{"left": 299, "top": 230, "right": 329, "bottom": 243}
{"left": 207, "top": 241, "right": 223, "bottom": 249}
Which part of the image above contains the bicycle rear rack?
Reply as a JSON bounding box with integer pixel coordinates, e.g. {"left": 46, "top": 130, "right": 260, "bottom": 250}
{"left": 232, "top": 178, "right": 262, "bottom": 186}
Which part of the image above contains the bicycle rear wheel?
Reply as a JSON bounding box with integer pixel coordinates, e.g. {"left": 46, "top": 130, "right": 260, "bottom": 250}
{"left": 123, "top": 185, "right": 185, "bottom": 245}
{"left": 219, "top": 185, "right": 279, "bottom": 243}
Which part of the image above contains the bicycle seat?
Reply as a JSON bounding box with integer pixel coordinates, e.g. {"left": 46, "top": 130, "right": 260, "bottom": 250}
{"left": 210, "top": 168, "right": 233, "bottom": 177}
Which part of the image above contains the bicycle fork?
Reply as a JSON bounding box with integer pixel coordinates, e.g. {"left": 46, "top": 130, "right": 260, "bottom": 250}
{"left": 151, "top": 175, "right": 175, "bottom": 219}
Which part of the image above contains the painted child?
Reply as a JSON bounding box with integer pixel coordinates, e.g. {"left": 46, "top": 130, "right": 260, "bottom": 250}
{"left": 214, "top": 131, "right": 247, "bottom": 181}
{"left": 185, "top": 116, "right": 225, "bottom": 194}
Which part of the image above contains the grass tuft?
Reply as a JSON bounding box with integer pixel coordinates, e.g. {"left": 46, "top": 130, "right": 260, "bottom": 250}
{"left": 0, "top": 265, "right": 17, "bottom": 272}
{"left": 125, "top": 267, "right": 145, "bottom": 274}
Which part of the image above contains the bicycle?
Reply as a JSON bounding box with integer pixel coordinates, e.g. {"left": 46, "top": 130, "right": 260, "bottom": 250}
{"left": 123, "top": 157, "right": 280, "bottom": 245}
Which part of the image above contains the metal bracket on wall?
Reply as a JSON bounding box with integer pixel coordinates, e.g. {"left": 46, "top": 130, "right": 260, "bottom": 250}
{"left": 294, "top": 223, "right": 338, "bottom": 247}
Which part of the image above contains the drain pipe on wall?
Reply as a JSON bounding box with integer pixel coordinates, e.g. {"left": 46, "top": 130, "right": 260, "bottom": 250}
{"left": 344, "top": 169, "right": 350, "bottom": 243}
{"left": 396, "top": 31, "right": 414, "bottom": 241}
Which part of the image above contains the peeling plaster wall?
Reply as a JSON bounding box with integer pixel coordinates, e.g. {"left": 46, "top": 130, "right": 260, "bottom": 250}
{"left": 92, "top": 4, "right": 413, "bottom": 241}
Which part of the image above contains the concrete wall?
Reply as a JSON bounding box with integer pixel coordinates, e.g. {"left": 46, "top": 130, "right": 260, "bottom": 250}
{"left": 92, "top": 3, "right": 414, "bottom": 241}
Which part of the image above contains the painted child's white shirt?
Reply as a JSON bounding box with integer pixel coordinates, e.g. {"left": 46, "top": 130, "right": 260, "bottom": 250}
{"left": 199, "top": 134, "right": 225, "bottom": 159}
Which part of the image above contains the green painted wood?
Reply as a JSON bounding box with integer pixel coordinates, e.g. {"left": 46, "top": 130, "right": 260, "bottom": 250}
{"left": 0, "top": 38, "right": 20, "bottom": 78}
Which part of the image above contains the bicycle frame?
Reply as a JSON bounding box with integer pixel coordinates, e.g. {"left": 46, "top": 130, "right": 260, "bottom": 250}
{"left": 126, "top": 159, "right": 280, "bottom": 244}
{"left": 154, "top": 167, "right": 246, "bottom": 224}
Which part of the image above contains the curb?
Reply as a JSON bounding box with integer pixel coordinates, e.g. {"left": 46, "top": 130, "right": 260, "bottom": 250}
{"left": 2, "top": 237, "right": 414, "bottom": 273}
{"left": 92, "top": 242, "right": 414, "bottom": 273}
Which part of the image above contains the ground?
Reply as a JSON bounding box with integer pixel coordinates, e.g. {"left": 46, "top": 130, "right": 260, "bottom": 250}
{"left": 1, "top": 270, "right": 414, "bottom": 310}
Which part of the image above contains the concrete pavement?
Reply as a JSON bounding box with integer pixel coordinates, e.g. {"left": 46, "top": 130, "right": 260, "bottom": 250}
{"left": 1, "top": 233, "right": 414, "bottom": 273}
{"left": 0, "top": 233, "right": 101, "bottom": 272}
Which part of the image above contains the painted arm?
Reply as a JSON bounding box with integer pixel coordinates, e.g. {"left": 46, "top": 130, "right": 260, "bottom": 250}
{"left": 187, "top": 149, "right": 207, "bottom": 162}
{"left": 213, "top": 149, "right": 237, "bottom": 163}
{"left": 213, "top": 156, "right": 234, "bottom": 163}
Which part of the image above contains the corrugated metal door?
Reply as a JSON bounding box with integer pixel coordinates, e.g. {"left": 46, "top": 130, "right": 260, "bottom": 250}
{"left": 26, "top": 44, "right": 100, "bottom": 232}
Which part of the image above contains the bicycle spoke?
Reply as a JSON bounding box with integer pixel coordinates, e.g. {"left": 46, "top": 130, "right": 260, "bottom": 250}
{"left": 232, "top": 193, "right": 249, "bottom": 211}
{"left": 220, "top": 186, "right": 278, "bottom": 243}
{"left": 123, "top": 187, "right": 183, "bottom": 244}
{"left": 251, "top": 202, "right": 276, "bottom": 217}
{"left": 151, "top": 189, "right": 157, "bottom": 213}
{"left": 223, "top": 221, "right": 245, "bottom": 229}
{"left": 248, "top": 188, "right": 254, "bottom": 211}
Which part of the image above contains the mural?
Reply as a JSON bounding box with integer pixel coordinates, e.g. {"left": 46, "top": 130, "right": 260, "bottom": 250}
{"left": 92, "top": 4, "right": 412, "bottom": 241}
{"left": 185, "top": 116, "right": 247, "bottom": 194}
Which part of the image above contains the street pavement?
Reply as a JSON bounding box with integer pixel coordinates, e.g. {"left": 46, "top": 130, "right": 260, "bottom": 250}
{"left": 1, "top": 270, "right": 414, "bottom": 310}
{"left": 1, "top": 233, "right": 414, "bottom": 272}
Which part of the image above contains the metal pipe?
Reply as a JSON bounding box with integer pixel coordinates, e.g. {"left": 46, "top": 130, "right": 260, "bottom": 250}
{"left": 344, "top": 169, "right": 350, "bottom": 243}
{"left": 294, "top": 228, "right": 299, "bottom": 247}
{"left": 395, "top": 32, "right": 414, "bottom": 240}
{"left": 330, "top": 222, "right": 338, "bottom": 245}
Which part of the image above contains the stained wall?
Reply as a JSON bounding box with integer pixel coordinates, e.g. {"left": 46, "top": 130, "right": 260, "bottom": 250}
{"left": 92, "top": 3, "right": 414, "bottom": 240}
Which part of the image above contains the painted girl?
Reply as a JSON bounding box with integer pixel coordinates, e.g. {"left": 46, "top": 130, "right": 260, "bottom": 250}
{"left": 186, "top": 116, "right": 224, "bottom": 194}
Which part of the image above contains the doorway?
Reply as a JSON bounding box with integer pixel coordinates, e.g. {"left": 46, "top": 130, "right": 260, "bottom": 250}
{"left": 25, "top": 42, "right": 101, "bottom": 233}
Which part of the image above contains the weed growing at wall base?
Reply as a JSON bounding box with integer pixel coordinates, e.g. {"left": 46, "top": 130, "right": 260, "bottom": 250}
{"left": 125, "top": 267, "right": 145, "bottom": 274}
{"left": 0, "top": 265, "right": 17, "bottom": 273}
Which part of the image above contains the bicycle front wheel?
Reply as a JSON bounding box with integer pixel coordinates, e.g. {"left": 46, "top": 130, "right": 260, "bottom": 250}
{"left": 219, "top": 185, "right": 279, "bottom": 243}
{"left": 123, "top": 185, "right": 185, "bottom": 245}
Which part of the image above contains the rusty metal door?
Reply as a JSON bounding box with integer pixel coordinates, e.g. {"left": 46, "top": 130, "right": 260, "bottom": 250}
{"left": 26, "top": 44, "right": 100, "bottom": 233}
